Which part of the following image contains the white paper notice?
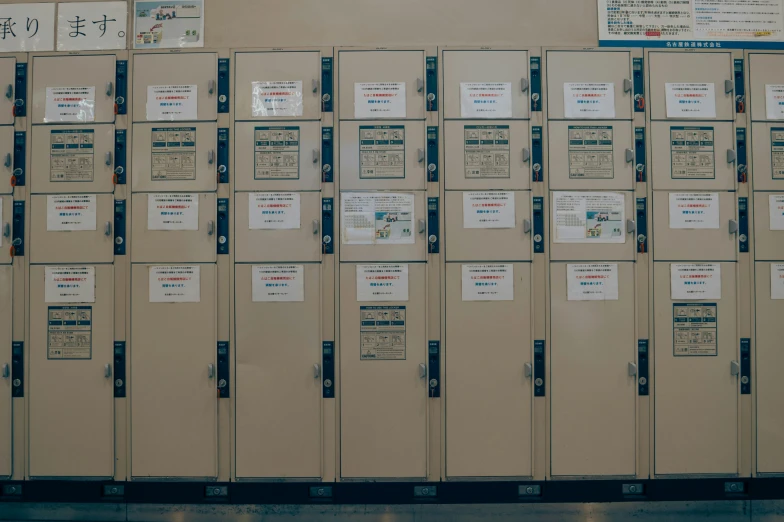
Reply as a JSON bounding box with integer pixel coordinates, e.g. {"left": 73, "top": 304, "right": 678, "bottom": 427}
{"left": 669, "top": 193, "right": 720, "bottom": 229}
{"left": 772, "top": 264, "right": 784, "bottom": 300}
{"left": 133, "top": 0, "right": 204, "bottom": 49}
{"left": 146, "top": 85, "right": 198, "bottom": 121}
{"left": 553, "top": 192, "right": 626, "bottom": 243}
{"left": 354, "top": 82, "right": 406, "bottom": 119}
{"left": 567, "top": 263, "right": 619, "bottom": 301}
{"left": 564, "top": 83, "right": 616, "bottom": 119}
{"left": 766, "top": 85, "right": 784, "bottom": 120}
{"left": 47, "top": 195, "right": 97, "bottom": 231}
{"left": 57, "top": 2, "right": 128, "bottom": 51}
{"left": 356, "top": 264, "right": 409, "bottom": 302}
{"left": 671, "top": 263, "right": 722, "bottom": 300}
{"left": 44, "top": 87, "right": 95, "bottom": 122}
{"left": 248, "top": 192, "right": 300, "bottom": 230}
{"left": 666, "top": 83, "right": 716, "bottom": 118}
{"left": 149, "top": 265, "right": 200, "bottom": 303}
{"left": 341, "top": 192, "right": 415, "bottom": 245}
{"left": 251, "top": 81, "right": 303, "bottom": 117}
{"left": 460, "top": 83, "right": 512, "bottom": 118}
{"left": 45, "top": 266, "right": 95, "bottom": 303}
{"left": 770, "top": 194, "right": 784, "bottom": 230}
{"left": 252, "top": 265, "right": 305, "bottom": 302}
{"left": 462, "top": 192, "right": 516, "bottom": 229}
{"left": 461, "top": 264, "right": 514, "bottom": 301}
{"left": 0, "top": 3, "right": 56, "bottom": 52}
{"left": 147, "top": 193, "right": 199, "bottom": 231}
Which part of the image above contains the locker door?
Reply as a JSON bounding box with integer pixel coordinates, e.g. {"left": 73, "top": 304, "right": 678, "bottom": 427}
{"left": 131, "top": 123, "right": 218, "bottom": 193}
{"left": 442, "top": 50, "right": 530, "bottom": 120}
{"left": 652, "top": 192, "right": 737, "bottom": 261}
{"left": 445, "top": 262, "right": 532, "bottom": 478}
{"left": 340, "top": 121, "right": 426, "bottom": 190}
{"left": 131, "top": 263, "right": 217, "bottom": 478}
{"left": 131, "top": 193, "right": 217, "bottom": 263}
{"left": 0, "top": 57, "right": 16, "bottom": 126}
{"left": 546, "top": 51, "right": 633, "bottom": 120}
{"left": 748, "top": 53, "right": 784, "bottom": 123}
{"left": 650, "top": 122, "right": 735, "bottom": 191}
{"left": 235, "top": 264, "right": 322, "bottom": 479}
{"left": 648, "top": 52, "right": 734, "bottom": 121}
{"left": 234, "top": 121, "right": 322, "bottom": 192}
{"left": 31, "top": 125, "right": 116, "bottom": 194}
{"left": 235, "top": 191, "right": 322, "bottom": 263}
{"left": 235, "top": 51, "right": 322, "bottom": 121}
{"left": 750, "top": 122, "right": 784, "bottom": 191}
{"left": 0, "top": 266, "right": 11, "bottom": 478}
{"left": 653, "top": 262, "right": 738, "bottom": 475}
{"left": 754, "top": 193, "right": 784, "bottom": 260}
{"left": 29, "top": 265, "right": 114, "bottom": 478}
{"left": 30, "top": 194, "right": 114, "bottom": 264}
{"left": 0, "top": 195, "right": 12, "bottom": 265}
{"left": 340, "top": 262, "right": 427, "bottom": 479}
{"left": 445, "top": 191, "right": 531, "bottom": 262}
{"left": 548, "top": 121, "right": 634, "bottom": 190}
{"left": 338, "top": 50, "right": 425, "bottom": 120}
{"left": 444, "top": 120, "right": 530, "bottom": 191}
{"left": 0, "top": 126, "right": 14, "bottom": 193}
{"left": 755, "top": 262, "right": 784, "bottom": 473}
{"left": 550, "top": 262, "right": 636, "bottom": 476}
{"left": 132, "top": 53, "right": 218, "bottom": 122}
{"left": 32, "top": 55, "right": 116, "bottom": 124}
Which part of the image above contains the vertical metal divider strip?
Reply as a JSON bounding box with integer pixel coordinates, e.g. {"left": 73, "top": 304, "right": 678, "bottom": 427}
{"left": 539, "top": 47, "right": 550, "bottom": 482}
{"left": 332, "top": 47, "right": 342, "bottom": 483}
{"left": 437, "top": 46, "right": 446, "bottom": 483}
{"left": 743, "top": 48, "right": 756, "bottom": 479}
{"left": 643, "top": 47, "right": 656, "bottom": 478}
{"left": 228, "top": 47, "right": 236, "bottom": 484}
{"left": 16, "top": 50, "right": 29, "bottom": 482}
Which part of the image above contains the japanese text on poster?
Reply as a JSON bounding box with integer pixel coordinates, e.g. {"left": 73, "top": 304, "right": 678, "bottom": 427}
{"left": 669, "top": 192, "right": 720, "bottom": 229}
{"left": 460, "top": 83, "right": 512, "bottom": 118}
{"left": 553, "top": 191, "right": 626, "bottom": 243}
{"left": 57, "top": 2, "right": 127, "bottom": 51}
{"left": 0, "top": 3, "right": 55, "bottom": 52}
{"left": 45, "top": 87, "right": 95, "bottom": 123}
{"left": 341, "top": 192, "right": 415, "bottom": 245}
{"left": 567, "top": 263, "right": 619, "bottom": 301}
{"left": 148, "top": 265, "right": 200, "bottom": 302}
{"left": 354, "top": 82, "right": 406, "bottom": 119}
{"left": 146, "top": 85, "right": 197, "bottom": 120}
{"left": 147, "top": 193, "right": 199, "bottom": 230}
{"left": 248, "top": 192, "right": 300, "bottom": 230}
{"left": 47, "top": 194, "right": 97, "bottom": 231}
{"left": 564, "top": 83, "right": 616, "bottom": 119}
{"left": 45, "top": 266, "right": 95, "bottom": 303}
{"left": 462, "top": 191, "right": 516, "bottom": 229}
{"left": 252, "top": 81, "right": 303, "bottom": 117}
{"left": 252, "top": 265, "right": 304, "bottom": 302}
{"left": 356, "top": 264, "right": 409, "bottom": 302}
{"left": 670, "top": 263, "right": 722, "bottom": 300}
{"left": 461, "top": 264, "right": 514, "bottom": 301}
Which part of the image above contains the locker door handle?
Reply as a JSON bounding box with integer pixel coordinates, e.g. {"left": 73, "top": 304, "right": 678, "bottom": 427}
{"left": 624, "top": 78, "right": 633, "bottom": 93}
{"left": 625, "top": 148, "right": 634, "bottom": 163}
{"left": 104, "top": 221, "right": 112, "bottom": 236}
{"left": 208, "top": 79, "right": 216, "bottom": 95}
{"left": 105, "top": 82, "right": 113, "bottom": 98}
{"left": 522, "top": 148, "right": 530, "bottom": 163}
{"left": 1, "top": 363, "right": 8, "bottom": 378}
{"left": 419, "top": 363, "right": 427, "bottom": 379}
{"left": 313, "top": 148, "right": 320, "bottom": 164}
{"left": 524, "top": 362, "right": 532, "bottom": 378}
{"left": 313, "top": 364, "right": 321, "bottom": 378}
{"left": 725, "top": 79, "right": 734, "bottom": 94}
{"left": 418, "top": 219, "right": 426, "bottom": 234}
{"left": 4, "top": 153, "right": 10, "bottom": 168}
{"left": 312, "top": 79, "right": 319, "bottom": 93}
{"left": 730, "top": 360, "right": 740, "bottom": 376}
{"left": 418, "top": 148, "right": 425, "bottom": 163}
{"left": 3, "top": 222, "right": 9, "bottom": 238}
{"left": 523, "top": 219, "right": 532, "bottom": 234}
{"left": 4, "top": 85, "right": 11, "bottom": 99}
{"left": 416, "top": 78, "right": 424, "bottom": 93}
{"left": 727, "top": 149, "right": 737, "bottom": 164}
{"left": 312, "top": 219, "right": 320, "bottom": 235}
{"left": 521, "top": 78, "right": 530, "bottom": 93}
{"left": 628, "top": 362, "right": 637, "bottom": 377}
{"left": 104, "top": 364, "right": 112, "bottom": 378}
{"left": 208, "top": 149, "right": 215, "bottom": 165}
{"left": 626, "top": 219, "right": 636, "bottom": 234}
{"left": 105, "top": 152, "right": 112, "bottom": 166}
{"left": 729, "top": 219, "right": 739, "bottom": 235}
{"left": 207, "top": 220, "right": 215, "bottom": 236}
{"left": 207, "top": 364, "right": 215, "bottom": 378}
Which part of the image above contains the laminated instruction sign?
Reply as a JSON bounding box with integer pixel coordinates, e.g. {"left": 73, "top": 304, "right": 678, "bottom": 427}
{"left": 47, "top": 195, "right": 97, "bottom": 231}
{"left": 770, "top": 194, "right": 784, "bottom": 230}
{"left": 568, "top": 126, "right": 614, "bottom": 179}
{"left": 254, "top": 127, "right": 300, "bottom": 180}
{"left": 665, "top": 83, "right": 716, "bottom": 119}
{"left": 766, "top": 85, "right": 784, "bottom": 119}
{"left": 252, "top": 265, "right": 304, "bottom": 302}
{"left": 149, "top": 265, "right": 200, "bottom": 302}
{"left": 771, "top": 128, "right": 784, "bottom": 179}
{"left": 248, "top": 192, "right": 300, "bottom": 230}
{"left": 44, "top": 87, "right": 95, "bottom": 123}
{"left": 356, "top": 264, "right": 409, "bottom": 302}
{"left": 47, "top": 306, "right": 92, "bottom": 360}
{"left": 567, "top": 263, "right": 619, "bottom": 301}
{"left": 251, "top": 81, "right": 303, "bottom": 117}
{"left": 671, "top": 263, "right": 722, "bottom": 300}
{"left": 354, "top": 83, "right": 406, "bottom": 118}
{"left": 341, "top": 192, "right": 415, "bottom": 245}
{"left": 360, "top": 306, "right": 406, "bottom": 360}
{"left": 564, "top": 83, "right": 615, "bottom": 119}
{"left": 45, "top": 266, "right": 96, "bottom": 303}
{"left": 553, "top": 191, "right": 626, "bottom": 243}
{"left": 462, "top": 264, "right": 514, "bottom": 301}
{"left": 50, "top": 129, "right": 95, "bottom": 182}
{"left": 151, "top": 127, "right": 196, "bottom": 180}
{"left": 147, "top": 193, "right": 199, "bottom": 230}
{"left": 460, "top": 83, "right": 513, "bottom": 118}
{"left": 464, "top": 125, "right": 510, "bottom": 179}
{"left": 360, "top": 126, "right": 405, "bottom": 179}
{"left": 772, "top": 263, "right": 784, "bottom": 299}
{"left": 134, "top": 0, "right": 204, "bottom": 49}
{"left": 671, "top": 127, "right": 715, "bottom": 179}
{"left": 463, "top": 191, "right": 516, "bottom": 229}
{"left": 669, "top": 192, "right": 720, "bottom": 229}
{"left": 673, "top": 302, "right": 718, "bottom": 356}
{"left": 146, "top": 85, "right": 198, "bottom": 121}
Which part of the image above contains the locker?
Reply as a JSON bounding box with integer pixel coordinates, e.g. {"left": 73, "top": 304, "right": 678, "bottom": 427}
{"left": 444, "top": 190, "right": 531, "bottom": 262}
{"left": 0, "top": 266, "right": 11, "bottom": 478}
{"left": 753, "top": 193, "right": 784, "bottom": 260}
{"left": 650, "top": 122, "right": 736, "bottom": 191}
{"left": 234, "top": 51, "right": 322, "bottom": 121}
{"left": 234, "top": 263, "right": 322, "bottom": 479}
{"left": 548, "top": 120, "right": 634, "bottom": 190}
{"left": 546, "top": 50, "right": 633, "bottom": 120}
{"left": 29, "top": 264, "right": 114, "bottom": 478}
{"left": 30, "top": 194, "right": 114, "bottom": 264}
{"left": 648, "top": 51, "right": 734, "bottom": 121}
{"left": 338, "top": 50, "right": 425, "bottom": 120}
{"left": 755, "top": 262, "right": 784, "bottom": 473}
{"left": 132, "top": 53, "right": 218, "bottom": 122}
{"left": 442, "top": 50, "right": 530, "bottom": 120}
{"left": 234, "top": 191, "right": 322, "bottom": 263}
{"left": 0, "top": 57, "right": 16, "bottom": 126}
{"left": 748, "top": 53, "right": 784, "bottom": 122}
{"left": 234, "top": 121, "right": 322, "bottom": 192}
{"left": 653, "top": 262, "right": 738, "bottom": 475}
{"left": 0, "top": 194, "right": 12, "bottom": 265}
{"left": 652, "top": 191, "right": 737, "bottom": 261}
{"left": 131, "top": 122, "right": 218, "bottom": 193}
{"left": 0, "top": 125, "right": 14, "bottom": 194}
{"left": 31, "top": 125, "right": 116, "bottom": 194}
{"left": 32, "top": 55, "right": 116, "bottom": 124}
{"left": 131, "top": 192, "right": 217, "bottom": 263}
{"left": 131, "top": 263, "right": 217, "bottom": 478}
{"left": 750, "top": 122, "right": 784, "bottom": 191}
{"left": 339, "top": 262, "right": 427, "bottom": 479}
{"left": 444, "top": 120, "right": 530, "bottom": 191}
{"left": 550, "top": 262, "right": 636, "bottom": 477}
{"left": 445, "top": 262, "right": 532, "bottom": 478}
{"left": 340, "top": 121, "right": 425, "bottom": 190}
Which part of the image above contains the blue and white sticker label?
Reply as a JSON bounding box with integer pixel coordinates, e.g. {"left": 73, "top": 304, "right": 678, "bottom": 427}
{"left": 772, "top": 264, "right": 784, "bottom": 300}
{"left": 462, "top": 264, "right": 514, "bottom": 301}
{"left": 463, "top": 191, "right": 515, "bottom": 229}
{"left": 147, "top": 193, "right": 198, "bottom": 230}
{"left": 252, "top": 264, "right": 304, "bottom": 302}
{"left": 149, "top": 265, "right": 200, "bottom": 303}
{"left": 45, "top": 266, "right": 96, "bottom": 303}
{"left": 354, "top": 82, "right": 406, "bottom": 119}
{"left": 665, "top": 83, "right": 716, "bottom": 119}
{"left": 356, "top": 264, "right": 409, "bottom": 302}
{"left": 248, "top": 192, "right": 300, "bottom": 230}
{"left": 567, "top": 263, "right": 619, "bottom": 301}
{"left": 564, "top": 83, "right": 615, "bottom": 119}
{"left": 669, "top": 192, "right": 720, "bottom": 229}
{"left": 47, "top": 194, "right": 97, "bottom": 231}
{"left": 671, "top": 263, "right": 721, "bottom": 300}
{"left": 460, "top": 83, "right": 512, "bottom": 119}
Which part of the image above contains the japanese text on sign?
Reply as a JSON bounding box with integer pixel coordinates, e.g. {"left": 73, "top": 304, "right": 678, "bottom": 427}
{"left": 0, "top": 3, "right": 55, "bottom": 52}
{"left": 356, "top": 264, "right": 409, "bottom": 301}
{"left": 671, "top": 263, "right": 722, "bottom": 300}
{"left": 57, "top": 2, "right": 127, "bottom": 51}
{"left": 45, "top": 266, "right": 96, "bottom": 303}
{"left": 252, "top": 265, "right": 305, "bottom": 302}
{"left": 462, "top": 264, "right": 514, "bottom": 301}
{"left": 567, "top": 263, "right": 619, "bottom": 301}
{"left": 354, "top": 82, "right": 406, "bottom": 118}
{"left": 149, "top": 265, "right": 200, "bottom": 302}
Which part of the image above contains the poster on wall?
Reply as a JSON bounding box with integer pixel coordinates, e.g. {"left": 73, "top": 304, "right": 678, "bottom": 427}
{"left": 57, "top": 2, "right": 127, "bottom": 51}
{"left": 0, "top": 3, "right": 55, "bottom": 52}
{"left": 133, "top": 0, "right": 203, "bottom": 48}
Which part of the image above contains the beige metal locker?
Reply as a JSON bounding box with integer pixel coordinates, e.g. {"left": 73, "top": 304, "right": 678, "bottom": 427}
{"left": 29, "top": 264, "right": 114, "bottom": 478}
{"left": 650, "top": 122, "right": 736, "bottom": 191}
{"left": 652, "top": 191, "right": 737, "bottom": 261}
{"left": 131, "top": 263, "right": 217, "bottom": 478}
{"left": 131, "top": 123, "right": 218, "bottom": 193}
{"left": 750, "top": 122, "right": 784, "bottom": 191}
{"left": 0, "top": 265, "right": 11, "bottom": 478}
{"left": 131, "top": 193, "right": 217, "bottom": 263}
{"left": 234, "top": 51, "right": 322, "bottom": 121}
{"left": 548, "top": 121, "right": 634, "bottom": 190}
{"left": 445, "top": 262, "right": 532, "bottom": 478}
{"left": 546, "top": 50, "right": 633, "bottom": 120}
{"left": 0, "top": 57, "right": 16, "bottom": 126}
{"left": 132, "top": 53, "right": 218, "bottom": 122}
{"left": 444, "top": 121, "right": 530, "bottom": 191}
{"left": 234, "top": 121, "right": 322, "bottom": 192}
{"left": 653, "top": 262, "right": 738, "bottom": 475}
{"left": 754, "top": 193, "right": 784, "bottom": 260}
{"left": 339, "top": 262, "right": 427, "bottom": 479}
{"left": 0, "top": 125, "right": 15, "bottom": 194}
{"left": 30, "top": 194, "right": 114, "bottom": 264}
{"left": 0, "top": 194, "right": 12, "bottom": 265}
{"left": 32, "top": 55, "right": 116, "bottom": 124}
{"left": 748, "top": 53, "right": 784, "bottom": 123}
{"left": 31, "top": 125, "right": 116, "bottom": 194}
{"left": 755, "top": 262, "right": 784, "bottom": 473}
{"left": 549, "top": 262, "right": 636, "bottom": 477}
{"left": 234, "top": 263, "right": 322, "bottom": 479}
{"left": 442, "top": 50, "right": 530, "bottom": 120}
{"left": 338, "top": 50, "right": 425, "bottom": 120}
